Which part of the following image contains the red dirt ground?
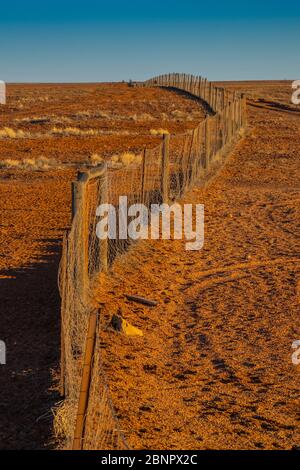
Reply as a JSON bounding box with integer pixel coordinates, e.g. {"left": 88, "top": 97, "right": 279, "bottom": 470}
{"left": 1, "top": 80, "right": 299, "bottom": 450}
{"left": 0, "top": 83, "right": 205, "bottom": 164}
{"left": 0, "top": 83, "right": 206, "bottom": 449}
{"left": 95, "top": 83, "right": 300, "bottom": 450}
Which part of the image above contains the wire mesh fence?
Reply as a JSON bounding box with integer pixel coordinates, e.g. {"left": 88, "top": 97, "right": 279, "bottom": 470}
{"left": 55, "top": 73, "right": 247, "bottom": 450}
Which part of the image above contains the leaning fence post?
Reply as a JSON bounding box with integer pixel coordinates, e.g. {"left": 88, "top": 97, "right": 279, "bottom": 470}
{"left": 161, "top": 133, "right": 170, "bottom": 203}
{"left": 72, "top": 308, "right": 98, "bottom": 450}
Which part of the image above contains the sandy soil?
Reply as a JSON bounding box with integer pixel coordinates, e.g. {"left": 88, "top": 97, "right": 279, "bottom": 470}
{"left": 95, "top": 90, "right": 300, "bottom": 450}
{"left": 0, "top": 83, "right": 206, "bottom": 449}
{"left": 0, "top": 83, "right": 205, "bottom": 164}
{"left": 1, "top": 81, "right": 299, "bottom": 450}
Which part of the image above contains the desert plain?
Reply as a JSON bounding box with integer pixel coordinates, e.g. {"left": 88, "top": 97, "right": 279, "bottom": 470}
{"left": 0, "top": 80, "right": 299, "bottom": 449}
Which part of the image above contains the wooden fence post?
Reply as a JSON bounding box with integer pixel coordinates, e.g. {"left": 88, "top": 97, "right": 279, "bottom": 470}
{"left": 72, "top": 308, "right": 98, "bottom": 450}
{"left": 59, "top": 231, "right": 68, "bottom": 398}
{"left": 205, "top": 79, "right": 208, "bottom": 102}
{"left": 141, "top": 148, "right": 147, "bottom": 205}
{"left": 204, "top": 118, "right": 210, "bottom": 168}
{"left": 209, "top": 82, "right": 213, "bottom": 108}
{"left": 99, "top": 167, "right": 108, "bottom": 273}
{"left": 221, "top": 88, "right": 225, "bottom": 110}
{"left": 72, "top": 178, "right": 89, "bottom": 303}
{"left": 213, "top": 88, "right": 217, "bottom": 111}
{"left": 241, "top": 93, "right": 247, "bottom": 128}
{"left": 72, "top": 180, "right": 82, "bottom": 220}
{"left": 161, "top": 133, "right": 170, "bottom": 203}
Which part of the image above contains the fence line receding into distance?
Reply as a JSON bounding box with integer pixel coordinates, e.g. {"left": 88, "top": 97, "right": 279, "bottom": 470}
{"left": 56, "top": 73, "right": 247, "bottom": 450}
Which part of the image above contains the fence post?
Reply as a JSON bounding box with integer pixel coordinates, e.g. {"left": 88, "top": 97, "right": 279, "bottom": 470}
{"left": 161, "top": 133, "right": 170, "bottom": 203}
{"left": 72, "top": 178, "right": 89, "bottom": 303}
{"left": 99, "top": 166, "right": 108, "bottom": 273}
{"left": 59, "top": 231, "right": 68, "bottom": 398}
{"left": 213, "top": 88, "right": 217, "bottom": 111}
{"left": 141, "top": 148, "right": 147, "bottom": 204}
{"left": 72, "top": 308, "right": 98, "bottom": 450}
{"left": 221, "top": 88, "right": 225, "bottom": 110}
{"left": 204, "top": 118, "right": 210, "bottom": 168}
{"left": 209, "top": 82, "right": 213, "bottom": 108}
{"left": 241, "top": 93, "right": 247, "bottom": 128}
{"left": 72, "top": 180, "right": 82, "bottom": 220}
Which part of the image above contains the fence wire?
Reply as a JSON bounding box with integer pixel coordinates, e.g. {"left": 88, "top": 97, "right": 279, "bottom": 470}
{"left": 55, "top": 73, "right": 246, "bottom": 450}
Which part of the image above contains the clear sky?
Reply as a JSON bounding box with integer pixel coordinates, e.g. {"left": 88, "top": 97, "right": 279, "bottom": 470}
{"left": 0, "top": 0, "right": 299, "bottom": 82}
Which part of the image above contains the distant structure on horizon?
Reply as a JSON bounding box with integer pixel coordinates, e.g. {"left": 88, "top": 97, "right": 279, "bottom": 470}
{"left": 0, "top": 81, "right": 6, "bottom": 105}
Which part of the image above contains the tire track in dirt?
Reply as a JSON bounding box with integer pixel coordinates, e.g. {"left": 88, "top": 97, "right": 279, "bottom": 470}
{"left": 248, "top": 98, "right": 300, "bottom": 116}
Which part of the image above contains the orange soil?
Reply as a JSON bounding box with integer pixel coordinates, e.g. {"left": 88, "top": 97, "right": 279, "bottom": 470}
{"left": 0, "top": 83, "right": 206, "bottom": 449}
{"left": 0, "top": 83, "right": 205, "bottom": 163}
{"left": 95, "top": 91, "right": 300, "bottom": 450}
{"left": 1, "top": 81, "right": 299, "bottom": 450}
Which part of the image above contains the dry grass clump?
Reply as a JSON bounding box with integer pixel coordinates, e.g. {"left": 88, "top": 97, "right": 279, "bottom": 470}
{"left": 171, "top": 109, "right": 187, "bottom": 119}
{"left": 95, "top": 111, "right": 111, "bottom": 119}
{"left": 52, "top": 399, "right": 75, "bottom": 447}
{"left": 150, "top": 128, "right": 170, "bottom": 136}
{"left": 0, "top": 159, "right": 20, "bottom": 168}
{"left": 52, "top": 116, "right": 73, "bottom": 125}
{"left": 130, "top": 113, "right": 155, "bottom": 122}
{"left": 139, "top": 113, "right": 155, "bottom": 121}
{"left": 89, "top": 153, "right": 104, "bottom": 166}
{"left": 0, "top": 127, "right": 28, "bottom": 139}
{"left": 120, "top": 152, "right": 137, "bottom": 166}
{"left": 75, "top": 110, "right": 91, "bottom": 119}
{"left": 0, "top": 156, "right": 59, "bottom": 170}
{"left": 110, "top": 152, "right": 142, "bottom": 167}
{"left": 74, "top": 110, "right": 111, "bottom": 120}
{"left": 51, "top": 126, "right": 99, "bottom": 137}
{"left": 0, "top": 125, "right": 134, "bottom": 139}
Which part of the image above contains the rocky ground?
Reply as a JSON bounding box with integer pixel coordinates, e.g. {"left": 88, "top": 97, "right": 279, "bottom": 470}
{"left": 95, "top": 85, "right": 300, "bottom": 450}
{"left": 1, "top": 80, "right": 299, "bottom": 449}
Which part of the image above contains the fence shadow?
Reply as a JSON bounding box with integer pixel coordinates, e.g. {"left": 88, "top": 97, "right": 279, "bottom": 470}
{"left": 0, "top": 238, "right": 61, "bottom": 449}
{"left": 160, "top": 86, "right": 216, "bottom": 115}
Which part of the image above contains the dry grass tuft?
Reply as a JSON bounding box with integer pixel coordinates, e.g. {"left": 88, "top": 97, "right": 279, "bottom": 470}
{"left": 0, "top": 127, "right": 27, "bottom": 139}
{"left": 52, "top": 400, "right": 74, "bottom": 446}
{"left": 171, "top": 109, "right": 186, "bottom": 119}
{"left": 51, "top": 127, "right": 92, "bottom": 136}
{"left": 120, "top": 152, "right": 136, "bottom": 166}
{"left": 150, "top": 128, "right": 170, "bottom": 136}
{"left": 130, "top": 113, "right": 155, "bottom": 122}
{"left": 110, "top": 152, "right": 142, "bottom": 167}
{"left": 0, "top": 156, "right": 59, "bottom": 170}
{"left": 89, "top": 153, "right": 104, "bottom": 166}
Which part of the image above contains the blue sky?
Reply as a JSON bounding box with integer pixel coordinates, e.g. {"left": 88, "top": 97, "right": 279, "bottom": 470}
{"left": 0, "top": 0, "right": 299, "bottom": 82}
